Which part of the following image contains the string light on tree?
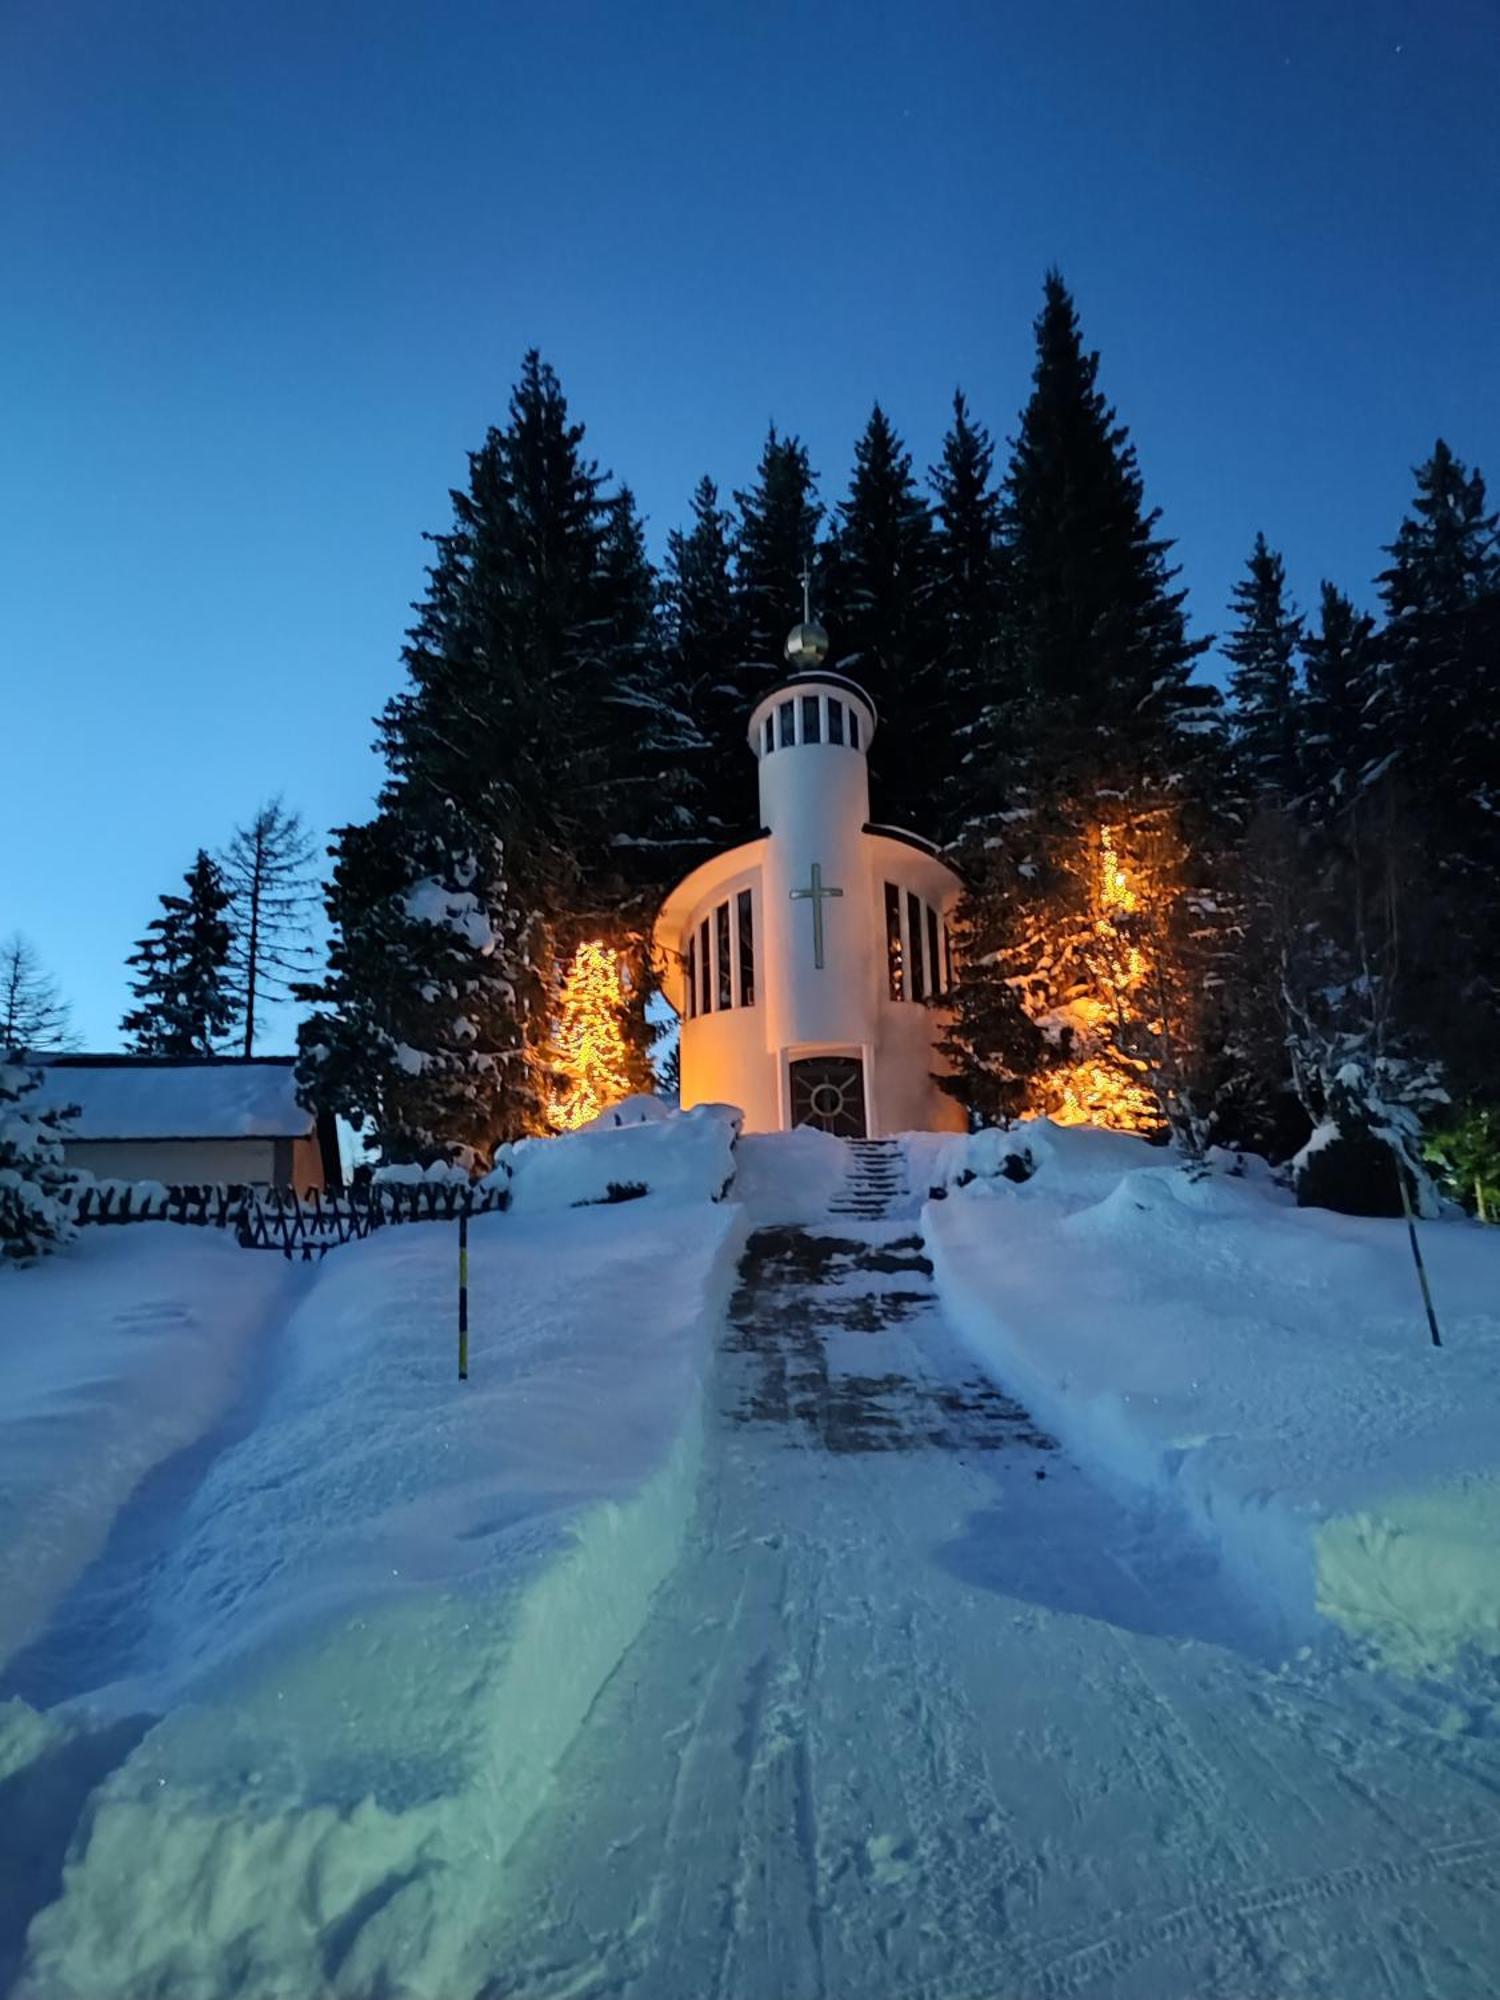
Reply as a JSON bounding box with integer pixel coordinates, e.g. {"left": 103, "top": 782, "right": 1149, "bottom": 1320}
{"left": 1046, "top": 823, "right": 1161, "bottom": 1135}
{"left": 547, "top": 940, "right": 636, "bottom": 1132}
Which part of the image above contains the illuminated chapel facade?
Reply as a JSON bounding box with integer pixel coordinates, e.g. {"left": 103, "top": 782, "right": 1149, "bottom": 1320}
{"left": 653, "top": 622, "right": 965, "bottom": 1138}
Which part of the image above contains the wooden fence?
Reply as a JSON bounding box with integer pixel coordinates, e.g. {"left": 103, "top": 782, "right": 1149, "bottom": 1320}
{"left": 68, "top": 1179, "right": 509, "bottom": 1260}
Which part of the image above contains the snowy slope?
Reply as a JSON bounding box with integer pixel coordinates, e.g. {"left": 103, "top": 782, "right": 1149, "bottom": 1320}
{"left": 0, "top": 1228, "right": 298, "bottom": 1674}
{"left": 927, "top": 1121, "right": 1500, "bottom": 1673}
{"left": 9, "top": 1174, "right": 744, "bottom": 1997}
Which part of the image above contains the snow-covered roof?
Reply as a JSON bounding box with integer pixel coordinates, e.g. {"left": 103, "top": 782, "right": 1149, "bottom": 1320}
{"left": 33, "top": 1059, "right": 315, "bottom": 1141}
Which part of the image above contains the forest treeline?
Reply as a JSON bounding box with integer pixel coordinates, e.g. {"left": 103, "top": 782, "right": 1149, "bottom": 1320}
{"left": 277, "top": 271, "right": 1499, "bottom": 1213}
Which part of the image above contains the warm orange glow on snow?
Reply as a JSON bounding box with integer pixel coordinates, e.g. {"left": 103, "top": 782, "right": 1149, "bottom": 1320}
{"left": 546, "top": 940, "right": 635, "bottom": 1133}
{"left": 1045, "top": 825, "right": 1161, "bottom": 1134}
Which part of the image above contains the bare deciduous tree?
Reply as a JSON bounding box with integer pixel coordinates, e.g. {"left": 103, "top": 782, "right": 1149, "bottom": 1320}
{"left": 0, "top": 934, "right": 76, "bottom": 1054}
{"left": 221, "top": 799, "right": 318, "bottom": 1056}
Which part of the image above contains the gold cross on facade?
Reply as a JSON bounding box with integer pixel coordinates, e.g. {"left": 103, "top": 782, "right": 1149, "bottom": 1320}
{"left": 790, "top": 862, "right": 843, "bottom": 970}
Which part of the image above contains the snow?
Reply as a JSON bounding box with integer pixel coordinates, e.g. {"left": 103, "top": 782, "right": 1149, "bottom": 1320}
{"left": 30, "top": 1061, "right": 313, "bottom": 1140}
{"left": 401, "top": 878, "right": 496, "bottom": 953}
{"left": 5, "top": 1154, "right": 746, "bottom": 1998}
{"left": 0, "top": 1228, "right": 298, "bottom": 1674}
{"left": 486, "top": 1101, "right": 740, "bottom": 1213}
{"left": 6, "top": 1119, "right": 1500, "bottom": 1997}
{"left": 925, "top": 1119, "right": 1500, "bottom": 1675}
{"left": 729, "top": 1123, "right": 849, "bottom": 1223}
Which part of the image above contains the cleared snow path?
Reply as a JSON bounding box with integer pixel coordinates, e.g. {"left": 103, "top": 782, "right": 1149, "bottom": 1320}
{"left": 473, "top": 1142, "right": 1500, "bottom": 2000}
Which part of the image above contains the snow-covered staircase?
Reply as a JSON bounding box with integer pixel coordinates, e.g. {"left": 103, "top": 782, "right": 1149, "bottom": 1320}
{"left": 829, "top": 1138, "right": 909, "bottom": 1221}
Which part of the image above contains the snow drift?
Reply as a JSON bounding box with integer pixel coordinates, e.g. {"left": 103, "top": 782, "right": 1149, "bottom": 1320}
{"left": 485, "top": 1099, "right": 740, "bottom": 1213}
{"left": 926, "top": 1120, "right": 1500, "bottom": 1676}
{"left": 13, "top": 1136, "right": 746, "bottom": 1998}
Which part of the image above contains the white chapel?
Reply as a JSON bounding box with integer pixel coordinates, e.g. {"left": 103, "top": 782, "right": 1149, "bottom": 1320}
{"left": 654, "top": 618, "right": 966, "bottom": 1138}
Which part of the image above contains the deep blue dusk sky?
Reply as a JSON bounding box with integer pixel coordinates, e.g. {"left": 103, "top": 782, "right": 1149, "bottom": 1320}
{"left": 4, "top": 0, "right": 1497, "bottom": 1048}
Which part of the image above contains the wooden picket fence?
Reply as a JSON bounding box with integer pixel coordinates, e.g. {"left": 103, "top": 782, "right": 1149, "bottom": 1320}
{"left": 68, "top": 1179, "right": 508, "bottom": 1260}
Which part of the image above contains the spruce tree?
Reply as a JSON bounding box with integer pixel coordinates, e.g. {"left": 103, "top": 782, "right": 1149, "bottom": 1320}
{"left": 0, "top": 1057, "right": 79, "bottom": 1262}
{"left": 588, "top": 486, "right": 705, "bottom": 904}
{"left": 997, "top": 270, "right": 1213, "bottom": 792}
{"left": 1369, "top": 440, "right": 1500, "bottom": 1109}
{"left": 945, "top": 272, "right": 1216, "bottom": 1128}
{"left": 930, "top": 392, "right": 1011, "bottom": 845}
{"left": 121, "top": 852, "right": 238, "bottom": 1057}
{"left": 662, "top": 475, "right": 756, "bottom": 843}
{"left": 1224, "top": 533, "right": 1303, "bottom": 802}
{"left": 733, "top": 428, "right": 824, "bottom": 666}
{"left": 299, "top": 802, "right": 538, "bottom": 1167}
{"left": 0, "top": 935, "right": 75, "bottom": 1053}
{"left": 1300, "top": 583, "right": 1376, "bottom": 814}
{"left": 825, "top": 404, "right": 939, "bottom": 830}
{"left": 304, "top": 353, "right": 691, "bottom": 1160}
{"left": 221, "top": 798, "right": 317, "bottom": 1056}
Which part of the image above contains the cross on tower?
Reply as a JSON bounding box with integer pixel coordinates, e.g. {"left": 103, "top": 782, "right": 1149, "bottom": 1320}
{"left": 789, "top": 862, "right": 843, "bottom": 971}
{"left": 800, "top": 557, "right": 813, "bottom": 623}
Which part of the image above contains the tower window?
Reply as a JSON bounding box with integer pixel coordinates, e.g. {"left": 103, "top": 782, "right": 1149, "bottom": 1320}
{"left": 801, "top": 694, "right": 821, "bottom": 743}
{"left": 778, "top": 699, "right": 795, "bottom": 748}
{"left": 716, "top": 901, "right": 732, "bottom": 1009}
{"left": 763, "top": 715, "right": 774, "bottom": 756}
{"left": 827, "top": 699, "right": 844, "bottom": 745}
{"left": 908, "top": 890, "right": 927, "bottom": 1002}
{"left": 884, "top": 882, "right": 904, "bottom": 1000}
{"left": 927, "top": 904, "right": 942, "bottom": 997}
{"left": 686, "top": 932, "right": 697, "bottom": 1019}
{"left": 943, "top": 920, "right": 955, "bottom": 993}
{"left": 699, "top": 916, "right": 712, "bottom": 1013}
{"left": 849, "top": 708, "right": 861, "bottom": 750}
{"left": 737, "top": 888, "right": 755, "bottom": 1007}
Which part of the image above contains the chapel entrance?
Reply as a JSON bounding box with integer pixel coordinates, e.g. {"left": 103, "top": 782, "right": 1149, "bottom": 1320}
{"left": 789, "top": 1055, "right": 868, "bottom": 1139}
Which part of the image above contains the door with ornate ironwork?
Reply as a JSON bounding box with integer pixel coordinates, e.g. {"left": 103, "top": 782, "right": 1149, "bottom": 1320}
{"left": 789, "top": 1055, "right": 868, "bottom": 1138}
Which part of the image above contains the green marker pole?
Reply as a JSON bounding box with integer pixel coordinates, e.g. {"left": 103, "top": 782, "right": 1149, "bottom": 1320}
{"left": 458, "top": 1208, "right": 470, "bottom": 1380}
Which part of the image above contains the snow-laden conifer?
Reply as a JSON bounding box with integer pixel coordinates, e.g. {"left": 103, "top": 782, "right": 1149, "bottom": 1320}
{"left": 0, "top": 1057, "right": 79, "bottom": 1263}
{"left": 120, "top": 851, "right": 238, "bottom": 1056}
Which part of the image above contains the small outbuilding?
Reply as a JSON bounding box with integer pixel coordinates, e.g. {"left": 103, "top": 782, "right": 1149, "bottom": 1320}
{"left": 34, "top": 1056, "right": 340, "bottom": 1190}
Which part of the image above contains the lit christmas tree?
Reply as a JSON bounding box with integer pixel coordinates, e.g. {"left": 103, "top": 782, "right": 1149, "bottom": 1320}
{"left": 547, "top": 941, "right": 637, "bottom": 1132}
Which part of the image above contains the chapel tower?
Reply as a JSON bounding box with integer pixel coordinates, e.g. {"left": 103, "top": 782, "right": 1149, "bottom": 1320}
{"left": 653, "top": 619, "right": 963, "bottom": 1137}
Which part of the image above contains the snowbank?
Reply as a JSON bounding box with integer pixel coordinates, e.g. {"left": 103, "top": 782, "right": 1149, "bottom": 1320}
{"left": 18, "top": 1195, "right": 747, "bottom": 1999}
{"left": 732, "top": 1124, "right": 849, "bottom": 1224}
{"left": 487, "top": 1100, "right": 740, "bottom": 1214}
{"left": 925, "top": 1126, "right": 1500, "bottom": 1677}
{"left": 0, "top": 1228, "right": 296, "bottom": 1673}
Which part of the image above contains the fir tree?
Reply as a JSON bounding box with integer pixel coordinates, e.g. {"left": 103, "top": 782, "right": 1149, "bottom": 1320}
{"left": 930, "top": 391, "right": 1011, "bottom": 844}
{"left": 1224, "top": 533, "right": 1303, "bottom": 802}
{"left": 945, "top": 272, "right": 1216, "bottom": 1129}
{"left": 996, "top": 270, "right": 1213, "bottom": 793}
{"left": 1300, "top": 583, "right": 1376, "bottom": 813}
{"left": 733, "top": 428, "right": 824, "bottom": 666}
{"left": 825, "top": 404, "right": 939, "bottom": 830}
{"left": 0, "top": 935, "right": 75, "bottom": 1053}
{"left": 663, "top": 475, "right": 756, "bottom": 843}
{"left": 306, "top": 352, "right": 692, "bottom": 1160}
{"left": 936, "top": 853, "right": 1045, "bottom": 1127}
{"left": 588, "top": 487, "right": 705, "bottom": 904}
{"left": 299, "top": 801, "right": 539, "bottom": 1167}
{"left": 0, "top": 1056, "right": 79, "bottom": 1262}
{"left": 545, "top": 940, "right": 639, "bottom": 1131}
{"left": 1369, "top": 440, "right": 1500, "bottom": 1107}
{"left": 221, "top": 798, "right": 317, "bottom": 1056}
{"left": 121, "top": 852, "right": 238, "bottom": 1057}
